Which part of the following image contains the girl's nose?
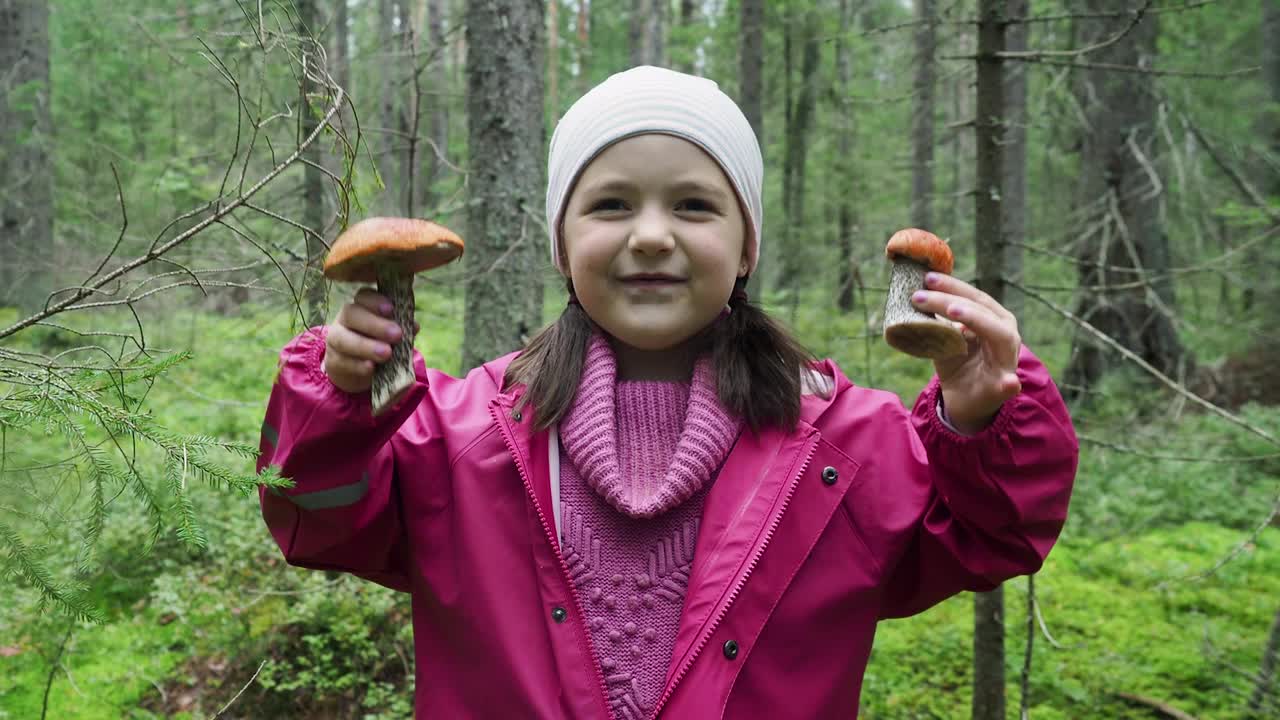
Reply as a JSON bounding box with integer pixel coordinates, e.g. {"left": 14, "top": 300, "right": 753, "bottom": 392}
{"left": 628, "top": 207, "right": 675, "bottom": 255}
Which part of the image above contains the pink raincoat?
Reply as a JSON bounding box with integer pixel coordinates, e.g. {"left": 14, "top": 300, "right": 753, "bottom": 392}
{"left": 257, "top": 328, "right": 1077, "bottom": 718}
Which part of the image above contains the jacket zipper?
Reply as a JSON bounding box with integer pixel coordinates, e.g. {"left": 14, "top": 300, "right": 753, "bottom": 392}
{"left": 490, "top": 402, "right": 616, "bottom": 720}
{"left": 649, "top": 430, "right": 819, "bottom": 719}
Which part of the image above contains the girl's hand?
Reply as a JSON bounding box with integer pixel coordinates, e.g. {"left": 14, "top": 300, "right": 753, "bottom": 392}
{"left": 323, "top": 288, "right": 419, "bottom": 394}
{"left": 911, "top": 272, "right": 1022, "bottom": 434}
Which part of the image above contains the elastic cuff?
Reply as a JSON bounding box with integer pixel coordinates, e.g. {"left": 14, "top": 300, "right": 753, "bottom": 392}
{"left": 922, "top": 378, "right": 1018, "bottom": 444}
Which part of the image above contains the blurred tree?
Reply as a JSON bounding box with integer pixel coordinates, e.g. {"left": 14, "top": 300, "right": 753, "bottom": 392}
{"left": 1064, "top": 2, "right": 1188, "bottom": 399}
{"left": 972, "top": 0, "right": 1007, "bottom": 717}
{"left": 0, "top": 0, "right": 52, "bottom": 314}
{"left": 462, "top": 0, "right": 546, "bottom": 371}
{"left": 910, "top": 0, "right": 935, "bottom": 231}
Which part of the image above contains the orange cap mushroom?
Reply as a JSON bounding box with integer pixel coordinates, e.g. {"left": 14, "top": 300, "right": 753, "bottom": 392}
{"left": 323, "top": 217, "right": 464, "bottom": 415}
{"left": 884, "top": 227, "right": 953, "bottom": 276}
{"left": 323, "top": 217, "right": 464, "bottom": 282}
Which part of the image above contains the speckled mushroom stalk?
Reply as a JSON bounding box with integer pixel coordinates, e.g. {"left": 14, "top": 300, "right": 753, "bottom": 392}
{"left": 882, "top": 258, "right": 966, "bottom": 358}
{"left": 372, "top": 262, "right": 417, "bottom": 414}
{"left": 881, "top": 227, "right": 967, "bottom": 359}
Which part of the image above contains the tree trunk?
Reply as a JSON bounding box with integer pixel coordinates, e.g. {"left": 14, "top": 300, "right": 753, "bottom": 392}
{"left": 0, "top": 0, "right": 52, "bottom": 314}
{"left": 780, "top": 8, "right": 821, "bottom": 293}
{"left": 645, "top": 0, "right": 665, "bottom": 67}
{"left": 1266, "top": 0, "right": 1280, "bottom": 196}
{"left": 426, "top": 0, "right": 448, "bottom": 212}
{"left": 1002, "top": 0, "right": 1028, "bottom": 319}
{"left": 575, "top": 0, "right": 591, "bottom": 95}
{"left": 398, "top": 5, "right": 421, "bottom": 217}
{"left": 379, "top": 0, "right": 401, "bottom": 215}
{"left": 835, "top": 0, "right": 857, "bottom": 312}
{"left": 1250, "top": 606, "right": 1280, "bottom": 718}
{"left": 676, "top": 0, "right": 698, "bottom": 74}
{"left": 910, "top": 0, "right": 935, "bottom": 231}
{"left": 973, "top": 1, "right": 1007, "bottom": 718}
{"left": 462, "top": 0, "right": 545, "bottom": 372}
{"left": 739, "top": 0, "right": 764, "bottom": 298}
{"left": 298, "top": 0, "right": 329, "bottom": 327}
{"left": 548, "top": 0, "right": 560, "bottom": 121}
{"left": 629, "top": 0, "right": 645, "bottom": 66}
{"left": 1063, "top": 3, "right": 1188, "bottom": 400}
{"left": 1251, "top": 0, "right": 1280, "bottom": 312}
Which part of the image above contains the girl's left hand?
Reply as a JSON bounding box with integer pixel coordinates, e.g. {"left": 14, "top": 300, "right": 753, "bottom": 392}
{"left": 911, "top": 272, "right": 1023, "bottom": 434}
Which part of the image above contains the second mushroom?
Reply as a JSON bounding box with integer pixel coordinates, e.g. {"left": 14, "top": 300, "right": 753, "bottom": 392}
{"left": 882, "top": 227, "right": 967, "bottom": 360}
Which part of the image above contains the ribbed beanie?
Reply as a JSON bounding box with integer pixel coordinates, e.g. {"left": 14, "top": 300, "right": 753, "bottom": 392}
{"left": 546, "top": 65, "right": 764, "bottom": 276}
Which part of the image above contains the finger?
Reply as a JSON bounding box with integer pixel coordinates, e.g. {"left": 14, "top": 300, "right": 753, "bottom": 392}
{"left": 324, "top": 352, "right": 376, "bottom": 391}
{"left": 336, "top": 302, "right": 404, "bottom": 345}
{"left": 916, "top": 292, "right": 1019, "bottom": 349}
{"left": 353, "top": 287, "right": 395, "bottom": 317}
{"left": 327, "top": 322, "right": 394, "bottom": 363}
{"left": 924, "top": 273, "right": 1015, "bottom": 322}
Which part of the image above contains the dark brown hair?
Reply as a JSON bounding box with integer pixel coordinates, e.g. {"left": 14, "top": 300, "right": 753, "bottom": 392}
{"left": 504, "top": 277, "right": 819, "bottom": 433}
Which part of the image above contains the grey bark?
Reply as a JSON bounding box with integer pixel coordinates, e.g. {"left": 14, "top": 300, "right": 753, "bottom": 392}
{"left": 548, "top": 0, "right": 559, "bottom": 120}
{"left": 629, "top": 0, "right": 664, "bottom": 67}
{"left": 426, "top": 0, "right": 448, "bottom": 210}
{"left": 1002, "top": 0, "right": 1028, "bottom": 319}
{"left": 462, "top": 0, "right": 545, "bottom": 372}
{"left": 739, "top": 0, "right": 764, "bottom": 297}
{"left": 973, "top": 1, "right": 1007, "bottom": 718}
{"left": 0, "top": 0, "right": 52, "bottom": 314}
{"left": 298, "top": 0, "right": 329, "bottom": 327}
{"left": 378, "top": 0, "right": 401, "bottom": 215}
{"left": 676, "top": 0, "right": 697, "bottom": 74}
{"left": 575, "top": 0, "right": 590, "bottom": 96}
{"left": 1251, "top": 0, "right": 1280, "bottom": 312}
{"left": 910, "top": 0, "right": 935, "bottom": 231}
{"left": 629, "top": 0, "right": 644, "bottom": 66}
{"left": 779, "top": 8, "right": 821, "bottom": 292}
{"left": 1264, "top": 0, "right": 1279, "bottom": 198}
{"left": 738, "top": 0, "right": 764, "bottom": 142}
{"left": 1063, "top": 3, "right": 1187, "bottom": 399}
{"left": 835, "top": 0, "right": 857, "bottom": 312}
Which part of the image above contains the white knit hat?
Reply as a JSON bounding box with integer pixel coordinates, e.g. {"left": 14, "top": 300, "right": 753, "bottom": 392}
{"left": 546, "top": 65, "right": 764, "bottom": 276}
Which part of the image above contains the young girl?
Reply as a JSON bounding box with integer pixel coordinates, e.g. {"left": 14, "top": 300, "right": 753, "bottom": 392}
{"left": 257, "top": 66, "right": 1077, "bottom": 719}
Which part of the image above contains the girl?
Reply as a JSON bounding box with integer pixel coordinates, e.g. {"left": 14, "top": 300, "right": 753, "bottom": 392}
{"left": 257, "top": 66, "right": 1077, "bottom": 718}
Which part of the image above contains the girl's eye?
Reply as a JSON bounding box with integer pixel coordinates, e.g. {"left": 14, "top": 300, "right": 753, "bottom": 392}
{"left": 676, "top": 198, "right": 717, "bottom": 213}
{"left": 589, "top": 198, "right": 626, "bottom": 213}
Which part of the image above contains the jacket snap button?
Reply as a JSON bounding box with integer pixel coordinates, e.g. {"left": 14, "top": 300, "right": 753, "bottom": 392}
{"left": 822, "top": 466, "right": 839, "bottom": 485}
{"left": 551, "top": 607, "right": 567, "bottom": 623}
{"left": 512, "top": 410, "right": 523, "bottom": 422}
{"left": 723, "top": 639, "right": 739, "bottom": 660}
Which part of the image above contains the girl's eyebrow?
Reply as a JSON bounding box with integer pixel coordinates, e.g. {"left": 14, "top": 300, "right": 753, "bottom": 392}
{"left": 668, "top": 180, "right": 730, "bottom": 202}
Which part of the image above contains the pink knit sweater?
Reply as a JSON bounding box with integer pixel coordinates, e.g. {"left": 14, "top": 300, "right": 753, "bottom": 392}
{"left": 559, "top": 335, "right": 741, "bottom": 719}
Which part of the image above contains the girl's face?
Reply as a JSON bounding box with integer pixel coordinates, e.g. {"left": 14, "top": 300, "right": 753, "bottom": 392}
{"left": 562, "top": 134, "right": 748, "bottom": 364}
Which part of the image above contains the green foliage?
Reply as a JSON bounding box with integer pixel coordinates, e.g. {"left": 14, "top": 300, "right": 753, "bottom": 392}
{"left": 863, "top": 524, "right": 1280, "bottom": 719}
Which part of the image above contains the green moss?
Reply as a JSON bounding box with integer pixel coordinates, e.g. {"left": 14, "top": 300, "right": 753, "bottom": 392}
{"left": 862, "top": 523, "right": 1279, "bottom": 719}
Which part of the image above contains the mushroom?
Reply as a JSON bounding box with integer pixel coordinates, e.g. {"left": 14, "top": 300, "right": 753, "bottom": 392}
{"left": 323, "top": 217, "right": 464, "bottom": 415}
{"left": 882, "top": 227, "right": 967, "bottom": 359}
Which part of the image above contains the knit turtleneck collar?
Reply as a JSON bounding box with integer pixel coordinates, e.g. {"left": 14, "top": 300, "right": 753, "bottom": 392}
{"left": 559, "top": 334, "right": 741, "bottom": 519}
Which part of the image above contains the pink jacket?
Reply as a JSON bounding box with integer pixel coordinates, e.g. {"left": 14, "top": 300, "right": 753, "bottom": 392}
{"left": 257, "top": 328, "right": 1077, "bottom": 719}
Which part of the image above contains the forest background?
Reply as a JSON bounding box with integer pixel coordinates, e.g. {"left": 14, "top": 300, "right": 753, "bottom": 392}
{"left": 1, "top": 0, "right": 1278, "bottom": 718}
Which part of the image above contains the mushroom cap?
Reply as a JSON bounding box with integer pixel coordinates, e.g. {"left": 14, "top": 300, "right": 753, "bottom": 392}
{"left": 323, "top": 217, "right": 464, "bottom": 283}
{"left": 885, "top": 227, "right": 953, "bottom": 275}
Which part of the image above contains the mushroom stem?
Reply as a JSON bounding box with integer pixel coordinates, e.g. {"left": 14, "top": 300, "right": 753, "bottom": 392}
{"left": 883, "top": 258, "right": 967, "bottom": 358}
{"left": 372, "top": 264, "right": 417, "bottom": 415}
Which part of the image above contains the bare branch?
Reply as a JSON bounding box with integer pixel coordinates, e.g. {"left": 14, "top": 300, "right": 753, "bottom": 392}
{"left": 0, "top": 85, "right": 346, "bottom": 341}
{"left": 1009, "top": 280, "right": 1279, "bottom": 448}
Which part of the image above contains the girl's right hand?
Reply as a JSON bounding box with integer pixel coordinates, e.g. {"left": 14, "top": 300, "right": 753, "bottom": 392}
{"left": 323, "top": 288, "right": 418, "bottom": 394}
